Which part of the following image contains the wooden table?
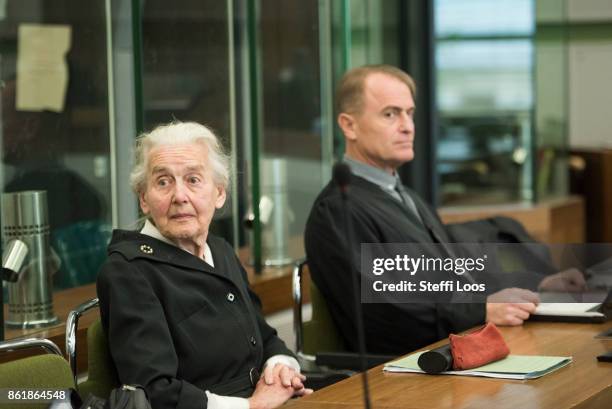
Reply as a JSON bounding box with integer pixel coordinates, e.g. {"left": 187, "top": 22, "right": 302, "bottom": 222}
{"left": 285, "top": 321, "right": 612, "bottom": 409}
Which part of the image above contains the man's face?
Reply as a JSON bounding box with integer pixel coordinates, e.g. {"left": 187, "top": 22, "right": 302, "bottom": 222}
{"left": 340, "top": 73, "right": 416, "bottom": 173}
{"left": 139, "top": 143, "right": 226, "bottom": 246}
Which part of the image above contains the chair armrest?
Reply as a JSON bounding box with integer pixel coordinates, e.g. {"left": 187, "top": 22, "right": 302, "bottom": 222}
{"left": 65, "top": 297, "right": 99, "bottom": 386}
{"left": 292, "top": 259, "right": 307, "bottom": 354}
{"left": 0, "top": 337, "right": 62, "bottom": 356}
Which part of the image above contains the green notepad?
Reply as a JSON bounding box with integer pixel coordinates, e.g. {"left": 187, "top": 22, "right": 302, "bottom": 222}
{"left": 384, "top": 351, "right": 572, "bottom": 380}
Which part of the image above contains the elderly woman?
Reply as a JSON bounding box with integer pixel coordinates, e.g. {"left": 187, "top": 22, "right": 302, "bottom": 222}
{"left": 97, "top": 121, "right": 310, "bottom": 409}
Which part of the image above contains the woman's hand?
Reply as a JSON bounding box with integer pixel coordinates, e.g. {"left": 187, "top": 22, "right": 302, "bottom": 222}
{"left": 248, "top": 363, "right": 313, "bottom": 408}
{"left": 263, "top": 363, "right": 308, "bottom": 393}
{"left": 248, "top": 376, "right": 295, "bottom": 409}
{"left": 248, "top": 368, "right": 313, "bottom": 409}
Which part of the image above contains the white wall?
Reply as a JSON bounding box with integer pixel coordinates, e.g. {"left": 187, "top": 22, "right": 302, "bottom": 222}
{"left": 569, "top": 41, "right": 612, "bottom": 148}
{"left": 567, "top": 0, "right": 612, "bottom": 149}
{"left": 568, "top": 0, "right": 612, "bottom": 21}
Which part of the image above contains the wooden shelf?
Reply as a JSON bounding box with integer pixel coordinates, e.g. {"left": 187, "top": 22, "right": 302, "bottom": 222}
{"left": 570, "top": 149, "right": 612, "bottom": 243}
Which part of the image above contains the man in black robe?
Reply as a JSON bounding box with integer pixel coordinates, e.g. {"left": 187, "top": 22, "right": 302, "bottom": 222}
{"left": 304, "top": 65, "right": 583, "bottom": 355}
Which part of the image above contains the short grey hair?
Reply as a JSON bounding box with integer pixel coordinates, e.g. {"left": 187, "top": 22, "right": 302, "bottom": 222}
{"left": 130, "top": 121, "right": 230, "bottom": 195}
{"left": 336, "top": 65, "right": 416, "bottom": 115}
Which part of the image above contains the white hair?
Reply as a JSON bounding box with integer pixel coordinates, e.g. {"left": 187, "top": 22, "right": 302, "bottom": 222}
{"left": 130, "top": 121, "right": 230, "bottom": 195}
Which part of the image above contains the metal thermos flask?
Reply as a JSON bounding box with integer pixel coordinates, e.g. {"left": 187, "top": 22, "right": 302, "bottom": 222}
{"left": 2, "top": 191, "right": 58, "bottom": 328}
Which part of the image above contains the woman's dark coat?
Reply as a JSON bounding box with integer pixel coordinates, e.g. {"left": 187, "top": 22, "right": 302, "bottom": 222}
{"left": 97, "top": 230, "right": 293, "bottom": 409}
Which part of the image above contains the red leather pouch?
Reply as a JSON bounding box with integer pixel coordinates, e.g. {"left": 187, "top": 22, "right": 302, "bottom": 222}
{"left": 449, "top": 322, "right": 510, "bottom": 370}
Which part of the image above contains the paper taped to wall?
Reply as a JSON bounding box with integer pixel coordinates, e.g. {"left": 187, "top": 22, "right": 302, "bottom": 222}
{"left": 16, "top": 23, "right": 71, "bottom": 112}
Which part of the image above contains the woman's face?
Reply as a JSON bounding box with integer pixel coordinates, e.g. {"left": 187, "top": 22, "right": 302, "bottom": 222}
{"left": 139, "top": 142, "right": 226, "bottom": 245}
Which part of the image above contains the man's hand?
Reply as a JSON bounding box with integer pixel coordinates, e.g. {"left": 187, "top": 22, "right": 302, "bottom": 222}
{"left": 486, "top": 288, "right": 540, "bottom": 326}
{"left": 538, "top": 268, "right": 587, "bottom": 292}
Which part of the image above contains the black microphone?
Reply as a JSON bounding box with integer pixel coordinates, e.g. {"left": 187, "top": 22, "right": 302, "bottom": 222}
{"left": 332, "top": 161, "right": 372, "bottom": 409}
{"left": 417, "top": 344, "right": 453, "bottom": 374}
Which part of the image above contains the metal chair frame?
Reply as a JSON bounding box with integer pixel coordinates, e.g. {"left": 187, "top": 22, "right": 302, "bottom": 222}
{"left": 292, "top": 258, "right": 314, "bottom": 362}
{"left": 0, "top": 337, "right": 63, "bottom": 356}
{"left": 65, "top": 297, "right": 99, "bottom": 386}
{"left": 292, "top": 259, "right": 396, "bottom": 373}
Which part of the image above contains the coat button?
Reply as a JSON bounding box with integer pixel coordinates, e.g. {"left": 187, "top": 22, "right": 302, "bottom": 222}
{"left": 226, "top": 292, "right": 235, "bottom": 302}
{"left": 250, "top": 336, "right": 257, "bottom": 346}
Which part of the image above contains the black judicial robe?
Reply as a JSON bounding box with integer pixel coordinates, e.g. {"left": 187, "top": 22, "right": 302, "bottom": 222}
{"left": 304, "top": 175, "right": 485, "bottom": 355}
{"left": 97, "top": 230, "right": 293, "bottom": 409}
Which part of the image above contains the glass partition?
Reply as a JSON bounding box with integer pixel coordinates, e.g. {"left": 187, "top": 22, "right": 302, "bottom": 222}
{"left": 138, "top": 0, "right": 236, "bottom": 243}
{"left": 535, "top": 0, "right": 569, "bottom": 200}
{"left": 0, "top": 0, "right": 575, "bottom": 293}
{"left": 434, "top": 0, "right": 571, "bottom": 206}
{"left": 0, "top": 0, "right": 113, "bottom": 290}
{"left": 133, "top": 0, "right": 336, "bottom": 268}
{"left": 434, "top": 0, "right": 535, "bottom": 205}
{"left": 0, "top": 0, "right": 581, "bottom": 342}
{"left": 249, "top": 0, "right": 331, "bottom": 267}
{"left": 244, "top": 0, "right": 404, "bottom": 268}
{"left": 347, "top": 0, "right": 401, "bottom": 68}
{"left": 327, "top": 0, "right": 402, "bottom": 158}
